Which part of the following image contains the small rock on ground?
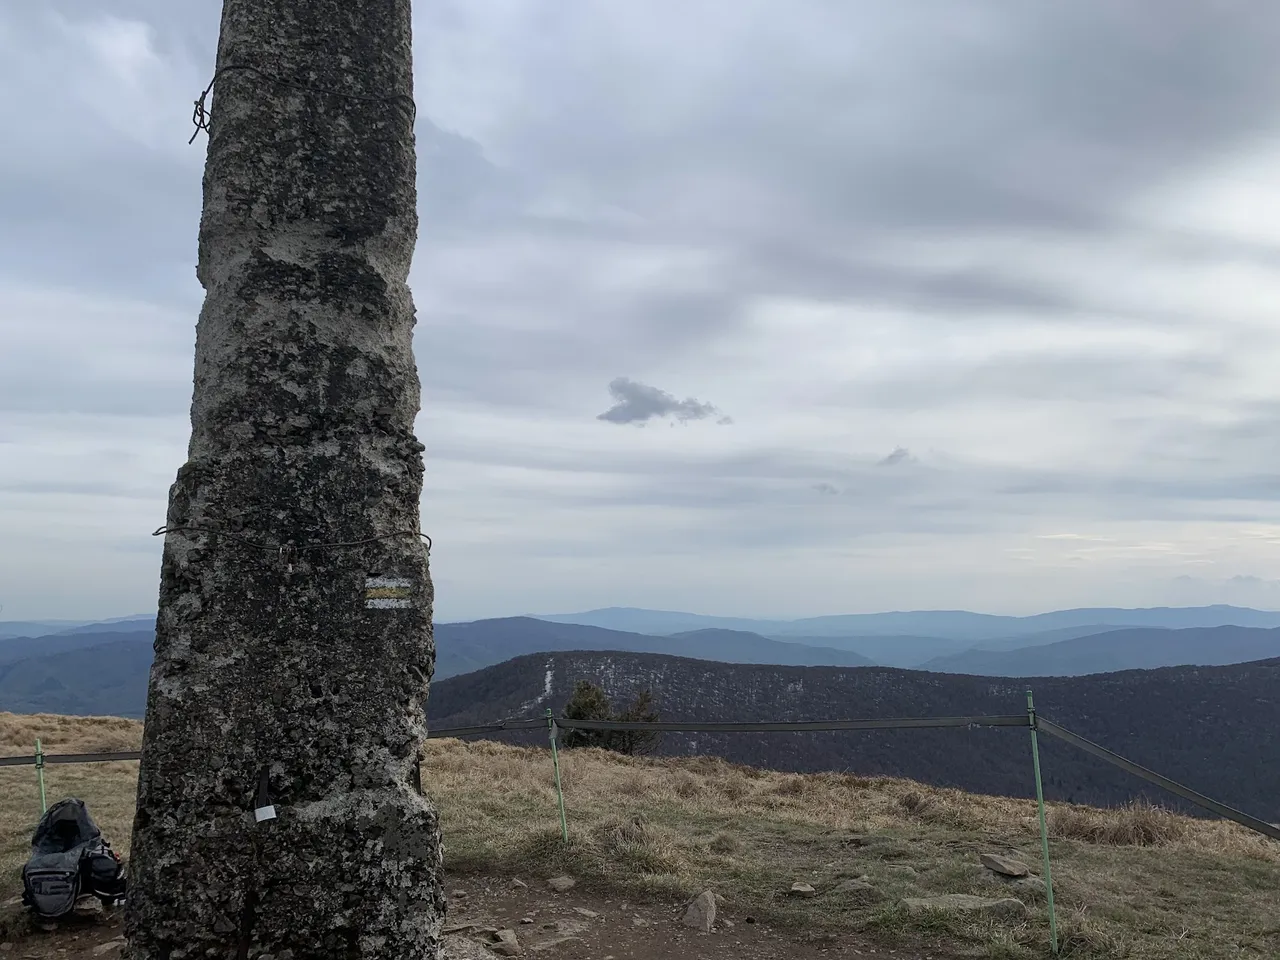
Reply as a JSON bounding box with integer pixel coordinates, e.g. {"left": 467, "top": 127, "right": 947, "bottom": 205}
{"left": 442, "top": 938, "right": 499, "bottom": 960}
{"left": 72, "top": 898, "right": 105, "bottom": 920}
{"left": 545, "top": 876, "right": 576, "bottom": 893}
{"left": 789, "top": 882, "right": 817, "bottom": 898}
{"left": 682, "top": 890, "right": 716, "bottom": 932}
{"left": 981, "top": 853, "right": 1030, "bottom": 877}
{"left": 490, "top": 929, "right": 522, "bottom": 956}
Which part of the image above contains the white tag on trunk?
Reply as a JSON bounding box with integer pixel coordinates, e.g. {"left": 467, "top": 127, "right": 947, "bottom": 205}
{"left": 254, "top": 804, "right": 277, "bottom": 823}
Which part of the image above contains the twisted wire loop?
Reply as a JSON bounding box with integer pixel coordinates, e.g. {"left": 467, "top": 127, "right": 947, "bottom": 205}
{"left": 153, "top": 523, "right": 432, "bottom": 555}
{"left": 190, "top": 63, "right": 418, "bottom": 144}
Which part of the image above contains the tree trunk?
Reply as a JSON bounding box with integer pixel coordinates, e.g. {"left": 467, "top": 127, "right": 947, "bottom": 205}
{"left": 125, "top": 2, "right": 442, "bottom": 958}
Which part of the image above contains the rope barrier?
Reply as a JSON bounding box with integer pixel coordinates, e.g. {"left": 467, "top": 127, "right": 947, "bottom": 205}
{"left": 555, "top": 715, "right": 1030, "bottom": 733}
{"left": 0, "top": 713, "right": 1026, "bottom": 766}
{"left": 1035, "top": 717, "right": 1280, "bottom": 842}
{"left": 4, "top": 712, "right": 1275, "bottom": 844}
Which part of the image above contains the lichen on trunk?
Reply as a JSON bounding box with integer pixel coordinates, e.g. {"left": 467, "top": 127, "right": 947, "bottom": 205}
{"left": 125, "top": 2, "right": 442, "bottom": 958}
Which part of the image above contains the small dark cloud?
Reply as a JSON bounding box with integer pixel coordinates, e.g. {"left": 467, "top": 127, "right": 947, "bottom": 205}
{"left": 813, "top": 482, "right": 840, "bottom": 496}
{"left": 879, "top": 447, "right": 914, "bottom": 466}
{"left": 596, "top": 377, "right": 729, "bottom": 426}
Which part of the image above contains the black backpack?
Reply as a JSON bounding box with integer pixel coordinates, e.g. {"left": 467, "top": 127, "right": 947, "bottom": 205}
{"left": 21, "top": 798, "right": 127, "bottom": 920}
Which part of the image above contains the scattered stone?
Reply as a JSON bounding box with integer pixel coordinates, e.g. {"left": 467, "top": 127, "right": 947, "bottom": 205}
{"left": 443, "top": 922, "right": 500, "bottom": 937}
{"left": 789, "top": 882, "right": 817, "bottom": 898}
{"left": 451, "top": 889, "right": 468, "bottom": 898}
{"left": 722, "top": 919, "right": 735, "bottom": 929}
{"left": 682, "top": 890, "right": 717, "bottom": 932}
{"left": 571, "top": 907, "right": 599, "bottom": 919}
{"left": 91, "top": 940, "right": 126, "bottom": 957}
{"left": 510, "top": 879, "right": 529, "bottom": 890}
{"left": 72, "top": 898, "right": 105, "bottom": 920}
{"left": 490, "top": 929, "right": 522, "bottom": 957}
{"left": 981, "top": 854, "right": 1030, "bottom": 878}
{"left": 540, "top": 922, "right": 557, "bottom": 930}
{"left": 545, "top": 876, "right": 576, "bottom": 893}
{"left": 520, "top": 917, "right": 535, "bottom": 925}
{"left": 901, "top": 894, "right": 1027, "bottom": 921}
{"left": 632, "top": 918, "right": 649, "bottom": 927}
{"left": 442, "top": 939, "right": 500, "bottom": 960}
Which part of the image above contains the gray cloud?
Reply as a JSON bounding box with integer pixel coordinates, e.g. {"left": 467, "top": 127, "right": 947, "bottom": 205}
{"left": 879, "top": 448, "right": 914, "bottom": 467}
{"left": 596, "top": 377, "right": 728, "bottom": 426}
{"left": 7, "top": 2, "right": 1280, "bottom": 620}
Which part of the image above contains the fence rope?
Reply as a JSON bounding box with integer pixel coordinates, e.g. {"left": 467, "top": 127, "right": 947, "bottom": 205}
{"left": 3, "top": 712, "right": 1276, "bottom": 844}
{"left": 1035, "top": 717, "right": 1280, "bottom": 842}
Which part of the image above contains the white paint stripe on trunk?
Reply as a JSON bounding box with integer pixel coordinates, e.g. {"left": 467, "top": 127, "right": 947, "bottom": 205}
{"left": 365, "top": 576, "right": 412, "bottom": 588}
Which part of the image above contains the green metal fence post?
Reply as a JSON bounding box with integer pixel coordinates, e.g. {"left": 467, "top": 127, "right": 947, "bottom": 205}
{"left": 546, "top": 709, "right": 569, "bottom": 843}
{"left": 35, "top": 738, "right": 48, "bottom": 814}
{"left": 1027, "top": 691, "right": 1059, "bottom": 956}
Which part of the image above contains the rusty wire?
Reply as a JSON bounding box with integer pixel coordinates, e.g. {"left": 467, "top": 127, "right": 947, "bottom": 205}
{"left": 190, "top": 63, "right": 417, "bottom": 144}
{"left": 153, "top": 523, "right": 431, "bottom": 555}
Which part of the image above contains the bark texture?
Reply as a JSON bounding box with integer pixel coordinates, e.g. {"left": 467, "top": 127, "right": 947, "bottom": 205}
{"left": 125, "top": 2, "right": 442, "bottom": 958}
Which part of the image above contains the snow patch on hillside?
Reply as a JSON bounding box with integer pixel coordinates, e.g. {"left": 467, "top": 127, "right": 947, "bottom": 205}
{"left": 517, "top": 660, "right": 556, "bottom": 713}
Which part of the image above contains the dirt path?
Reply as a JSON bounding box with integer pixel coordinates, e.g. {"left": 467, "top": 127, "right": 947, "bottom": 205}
{"left": 2, "top": 878, "right": 949, "bottom": 960}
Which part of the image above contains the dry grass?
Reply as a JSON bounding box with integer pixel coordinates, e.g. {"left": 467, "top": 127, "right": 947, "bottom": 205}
{"left": 3, "top": 713, "right": 1278, "bottom": 959}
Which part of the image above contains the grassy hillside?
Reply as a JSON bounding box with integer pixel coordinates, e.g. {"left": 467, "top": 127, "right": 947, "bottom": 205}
{"left": 3, "top": 712, "right": 1278, "bottom": 959}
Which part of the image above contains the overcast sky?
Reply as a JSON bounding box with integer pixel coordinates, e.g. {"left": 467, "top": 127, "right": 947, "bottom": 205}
{"left": 5, "top": 2, "right": 1280, "bottom": 622}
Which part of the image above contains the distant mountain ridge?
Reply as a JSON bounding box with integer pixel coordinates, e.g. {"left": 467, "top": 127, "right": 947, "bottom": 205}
{"left": 8, "top": 605, "right": 1280, "bottom": 709}
{"left": 922, "top": 625, "right": 1280, "bottom": 676}
{"left": 0, "top": 620, "right": 93, "bottom": 640}
{"left": 431, "top": 617, "right": 872, "bottom": 680}
{"left": 0, "top": 617, "right": 871, "bottom": 717}
{"left": 0, "top": 632, "right": 154, "bottom": 717}
{"left": 536, "top": 604, "right": 1280, "bottom": 639}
